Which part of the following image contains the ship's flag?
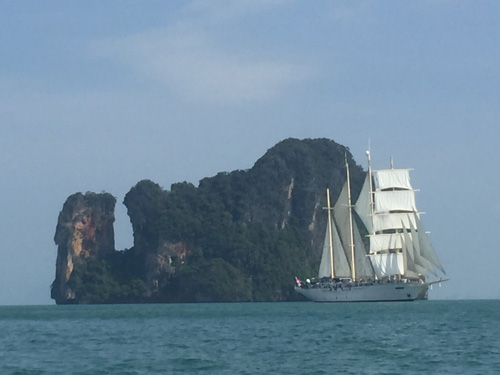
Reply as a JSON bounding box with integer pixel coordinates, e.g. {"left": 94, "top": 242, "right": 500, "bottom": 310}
{"left": 295, "top": 276, "right": 301, "bottom": 286}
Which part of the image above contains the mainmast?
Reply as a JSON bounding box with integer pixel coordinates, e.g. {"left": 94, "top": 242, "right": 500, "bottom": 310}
{"left": 345, "top": 156, "right": 356, "bottom": 280}
{"left": 326, "top": 188, "right": 335, "bottom": 279}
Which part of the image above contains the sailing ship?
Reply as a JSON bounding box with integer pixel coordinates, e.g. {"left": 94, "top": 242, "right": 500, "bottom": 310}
{"left": 294, "top": 151, "right": 447, "bottom": 302}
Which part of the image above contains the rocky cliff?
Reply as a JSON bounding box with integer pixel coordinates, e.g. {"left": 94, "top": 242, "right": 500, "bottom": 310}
{"left": 51, "top": 138, "right": 365, "bottom": 304}
{"left": 51, "top": 192, "right": 116, "bottom": 304}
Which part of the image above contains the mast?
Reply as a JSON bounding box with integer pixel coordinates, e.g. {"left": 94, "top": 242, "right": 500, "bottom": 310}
{"left": 365, "top": 149, "right": 377, "bottom": 280}
{"left": 345, "top": 156, "right": 356, "bottom": 280}
{"left": 366, "top": 150, "right": 375, "bottom": 234}
{"left": 326, "top": 188, "right": 335, "bottom": 279}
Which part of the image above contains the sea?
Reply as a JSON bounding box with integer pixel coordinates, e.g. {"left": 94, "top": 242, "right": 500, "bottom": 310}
{"left": 0, "top": 300, "right": 498, "bottom": 375}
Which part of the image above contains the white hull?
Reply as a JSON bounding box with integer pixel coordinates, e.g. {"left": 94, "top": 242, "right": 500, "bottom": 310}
{"left": 295, "top": 282, "right": 428, "bottom": 302}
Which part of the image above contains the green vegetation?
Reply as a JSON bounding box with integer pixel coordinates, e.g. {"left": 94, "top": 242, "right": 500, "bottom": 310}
{"left": 67, "top": 256, "right": 147, "bottom": 304}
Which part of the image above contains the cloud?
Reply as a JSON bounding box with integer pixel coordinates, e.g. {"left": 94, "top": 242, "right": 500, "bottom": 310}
{"left": 89, "top": 4, "right": 311, "bottom": 105}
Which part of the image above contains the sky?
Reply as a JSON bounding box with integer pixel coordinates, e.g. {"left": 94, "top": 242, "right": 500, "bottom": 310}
{"left": 1, "top": 1, "right": 499, "bottom": 305}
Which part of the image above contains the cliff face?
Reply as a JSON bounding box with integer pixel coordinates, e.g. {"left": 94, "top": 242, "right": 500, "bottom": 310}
{"left": 51, "top": 192, "right": 116, "bottom": 304}
{"left": 51, "top": 138, "right": 365, "bottom": 304}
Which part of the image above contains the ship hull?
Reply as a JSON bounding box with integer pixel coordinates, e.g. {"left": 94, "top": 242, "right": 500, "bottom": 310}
{"left": 294, "top": 282, "right": 428, "bottom": 302}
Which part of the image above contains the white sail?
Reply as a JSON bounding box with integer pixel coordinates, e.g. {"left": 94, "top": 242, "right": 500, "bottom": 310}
{"left": 318, "top": 217, "right": 351, "bottom": 278}
{"left": 415, "top": 213, "right": 445, "bottom": 274}
{"left": 401, "top": 228, "right": 421, "bottom": 278}
{"left": 368, "top": 231, "right": 417, "bottom": 278}
{"left": 353, "top": 220, "right": 374, "bottom": 278}
{"left": 318, "top": 222, "right": 332, "bottom": 278}
{"left": 333, "top": 220, "right": 352, "bottom": 278}
{"left": 369, "top": 253, "right": 405, "bottom": 278}
{"left": 373, "top": 169, "right": 412, "bottom": 190}
{"left": 370, "top": 233, "right": 403, "bottom": 253}
{"left": 409, "top": 220, "right": 437, "bottom": 277}
{"left": 373, "top": 190, "right": 417, "bottom": 213}
{"left": 372, "top": 212, "right": 418, "bottom": 233}
{"left": 354, "top": 173, "right": 373, "bottom": 233}
{"left": 333, "top": 182, "right": 353, "bottom": 266}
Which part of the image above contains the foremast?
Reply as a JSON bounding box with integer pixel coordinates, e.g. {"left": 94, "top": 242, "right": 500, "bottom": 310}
{"left": 353, "top": 152, "right": 446, "bottom": 281}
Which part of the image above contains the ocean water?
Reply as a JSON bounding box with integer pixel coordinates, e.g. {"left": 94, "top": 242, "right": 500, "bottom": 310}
{"left": 0, "top": 300, "right": 499, "bottom": 374}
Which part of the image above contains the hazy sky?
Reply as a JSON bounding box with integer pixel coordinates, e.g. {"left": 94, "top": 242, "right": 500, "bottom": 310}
{"left": 1, "top": 1, "right": 499, "bottom": 305}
